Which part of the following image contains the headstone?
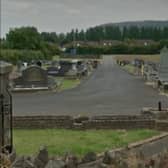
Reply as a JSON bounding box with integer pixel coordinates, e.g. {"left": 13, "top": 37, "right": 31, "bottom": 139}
{"left": 143, "top": 61, "right": 159, "bottom": 82}
{"left": 159, "top": 47, "right": 168, "bottom": 83}
{"left": 59, "top": 61, "right": 78, "bottom": 76}
{"left": 77, "top": 62, "right": 88, "bottom": 76}
{"left": 59, "top": 61, "right": 72, "bottom": 76}
{"left": 14, "top": 65, "right": 48, "bottom": 89}
{"left": 47, "top": 66, "right": 60, "bottom": 76}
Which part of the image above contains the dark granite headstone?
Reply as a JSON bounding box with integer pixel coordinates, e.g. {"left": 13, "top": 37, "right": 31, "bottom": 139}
{"left": 47, "top": 66, "right": 60, "bottom": 76}
{"left": 59, "top": 61, "right": 73, "bottom": 76}
{"left": 14, "top": 66, "right": 48, "bottom": 88}
{"left": 47, "top": 60, "right": 88, "bottom": 77}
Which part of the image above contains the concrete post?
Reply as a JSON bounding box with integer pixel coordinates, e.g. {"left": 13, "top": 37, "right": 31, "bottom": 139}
{"left": 0, "top": 61, "right": 13, "bottom": 153}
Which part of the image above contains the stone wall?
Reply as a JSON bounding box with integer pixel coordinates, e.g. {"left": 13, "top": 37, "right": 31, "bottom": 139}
{"left": 12, "top": 115, "right": 161, "bottom": 130}
{"left": 141, "top": 107, "right": 168, "bottom": 120}
{"left": 156, "top": 120, "right": 168, "bottom": 131}
{"left": 82, "top": 119, "right": 155, "bottom": 130}
{"left": 13, "top": 116, "right": 73, "bottom": 129}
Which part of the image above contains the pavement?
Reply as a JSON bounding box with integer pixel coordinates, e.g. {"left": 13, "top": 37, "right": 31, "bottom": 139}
{"left": 130, "top": 134, "right": 168, "bottom": 157}
{"left": 13, "top": 56, "right": 168, "bottom": 116}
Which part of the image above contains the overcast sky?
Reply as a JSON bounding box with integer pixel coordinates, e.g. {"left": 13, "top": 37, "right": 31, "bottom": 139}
{"left": 1, "top": 0, "right": 168, "bottom": 37}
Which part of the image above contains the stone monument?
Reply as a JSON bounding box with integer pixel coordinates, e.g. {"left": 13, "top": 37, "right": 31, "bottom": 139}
{"left": 13, "top": 65, "right": 48, "bottom": 89}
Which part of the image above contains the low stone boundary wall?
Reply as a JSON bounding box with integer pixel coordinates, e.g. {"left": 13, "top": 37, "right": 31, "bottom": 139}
{"left": 142, "top": 107, "right": 168, "bottom": 120}
{"left": 82, "top": 119, "right": 155, "bottom": 130}
{"left": 156, "top": 120, "right": 168, "bottom": 131}
{"left": 13, "top": 115, "right": 167, "bottom": 131}
{"left": 91, "top": 115, "right": 151, "bottom": 120}
{"left": 13, "top": 116, "right": 73, "bottom": 129}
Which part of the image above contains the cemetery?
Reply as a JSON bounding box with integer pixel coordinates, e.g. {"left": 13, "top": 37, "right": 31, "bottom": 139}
{"left": 0, "top": 58, "right": 168, "bottom": 167}
{"left": 1, "top": 1, "right": 168, "bottom": 166}
{"left": 9, "top": 58, "right": 100, "bottom": 92}
{"left": 0, "top": 49, "right": 168, "bottom": 168}
{"left": 116, "top": 47, "right": 168, "bottom": 93}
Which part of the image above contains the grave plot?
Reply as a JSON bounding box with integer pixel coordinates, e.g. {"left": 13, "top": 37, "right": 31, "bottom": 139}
{"left": 10, "top": 58, "right": 100, "bottom": 92}
{"left": 142, "top": 61, "right": 159, "bottom": 86}
{"left": 46, "top": 59, "right": 97, "bottom": 78}
{"left": 45, "top": 59, "right": 100, "bottom": 91}
{"left": 116, "top": 48, "right": 168, "bottom": 93}
{"left": 12, "top": 65, "right": 50, "bottom": 91}
{"left": 116, "top": 57, "right": 145, "bottom": 76}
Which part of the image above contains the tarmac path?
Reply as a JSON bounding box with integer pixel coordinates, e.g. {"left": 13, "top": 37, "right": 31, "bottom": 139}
{"left": 13, "top": 56, "right": 168, "bottom": 116}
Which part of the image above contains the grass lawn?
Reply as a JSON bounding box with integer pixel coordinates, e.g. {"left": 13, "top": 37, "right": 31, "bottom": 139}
{"left": 122, "top": 64, "right": 136, "bottom": 75}
{"left": 114, "top": 54, "right": 160, "bottom": 63}
{"left": 13, "top": 129, "right": 159, "bottom": 156}
{"left": 58, "top": 78, "right": 80, "bottom": 91}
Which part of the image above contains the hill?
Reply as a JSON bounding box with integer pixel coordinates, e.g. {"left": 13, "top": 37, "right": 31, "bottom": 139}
{"left": 101, "top": 20, "right": 168, "bottom": 29}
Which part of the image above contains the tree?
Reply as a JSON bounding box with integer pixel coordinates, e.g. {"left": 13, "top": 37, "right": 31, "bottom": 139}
{"left": 41, "top": 32, "right": 59, "bottom": 43}
{"left": 78, "top": 29, "right": 86, "bottom": 41}
{"left": 6, "top": 27, "right": 42, "bottom": 50}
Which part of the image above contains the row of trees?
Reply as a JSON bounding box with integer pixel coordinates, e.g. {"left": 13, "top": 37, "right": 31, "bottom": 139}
{"left": 2, "top": 26, "right": 168, "bottom": 48}
{"left": 40, "top": 26, "right": 168, "bottom": 44}
{"left": 1, "top": 26, "right": 168, "bottom": 63}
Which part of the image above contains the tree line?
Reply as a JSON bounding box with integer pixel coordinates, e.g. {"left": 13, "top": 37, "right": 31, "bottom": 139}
{"left": 1, "top": 26, "right": 168, "bottom": 63}
{"left": 40, "top": 26, "right": 168, "bottom": 44}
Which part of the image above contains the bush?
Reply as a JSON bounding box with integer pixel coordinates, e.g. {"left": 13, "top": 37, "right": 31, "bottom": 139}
{"left": 69, "top": 44, "right": 161, "bottom": 55}
{"left": 0, "top": 49, "right": 45, "bottom": 64}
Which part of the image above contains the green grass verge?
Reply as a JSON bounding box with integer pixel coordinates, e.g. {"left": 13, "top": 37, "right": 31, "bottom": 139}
{"left": 114, "top": 54, "right": 160, "bottom": 63}
{"left": 13, "top": 129, "right": 159, "bottom": 156}
{"left": 122, "top": 65, "right": 136, "bottom": 74}
{"left": 59, "top": 78, "right": 80, "bottom": 91}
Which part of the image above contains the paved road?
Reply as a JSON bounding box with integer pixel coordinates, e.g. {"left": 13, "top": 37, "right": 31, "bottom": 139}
{"left": 131, "top": 134, "right": 168, "bottom": 158}
{"left": 13, "top": 56, "right": 168, "bottom": 116}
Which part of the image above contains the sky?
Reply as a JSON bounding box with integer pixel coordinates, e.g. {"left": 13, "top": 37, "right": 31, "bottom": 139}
{"left": 1, "top": 0, "right": 168, "bottom": 37}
